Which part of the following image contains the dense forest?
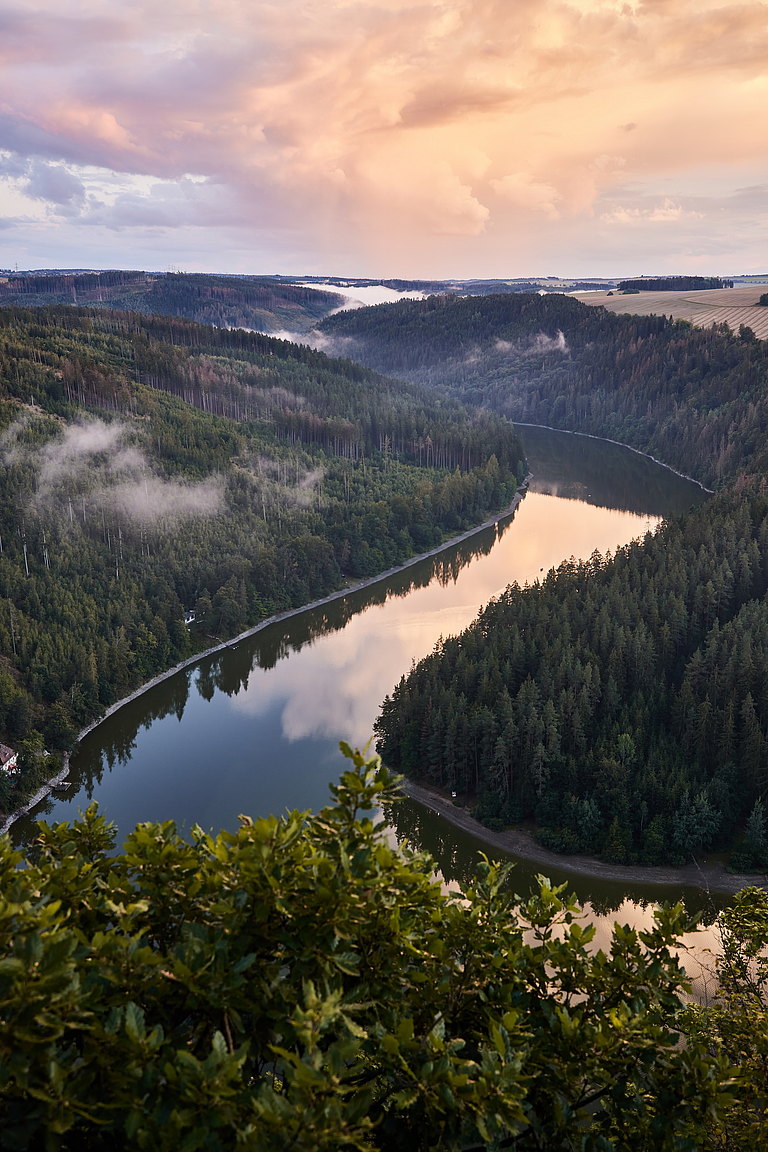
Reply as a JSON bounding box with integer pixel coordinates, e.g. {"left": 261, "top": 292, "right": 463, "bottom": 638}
{"left": 2, "top": 287, "right": 768, "bottom": 1140}
{"left": 0, "top": 306, "right": 524, "bottom": 813}
{"left": 0, "top": 272, "right": 343, "bottom": 333}
{"left": 320, "top": 293, "right": 768, "bottom": 866}
{"left": 319, "top": 291, "right": 768, "bottom": 487}
{"left": 617, "top": 277, "right": 732, "bottom": 292}
{"left": 376, "top": 484, "right": 768, "bottom": 868}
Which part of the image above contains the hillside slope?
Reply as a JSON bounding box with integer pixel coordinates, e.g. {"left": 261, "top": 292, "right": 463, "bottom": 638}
{"left": 0, "top": 271, "right": 344, "bottom": 333}
{"left": 0, "top": 306, "right": 524, "bottom": 812}
{"left": 319, "top": 291, "right": 768, "bottom": 487}
{"left": 573, "top": 284, "right": 768, "bottom": 340}
{"left": 319, "top": 292, "right": 768, "bottom": 867}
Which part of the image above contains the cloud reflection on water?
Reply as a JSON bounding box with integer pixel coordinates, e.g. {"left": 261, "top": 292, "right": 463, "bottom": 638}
{"left": 229, "top": 494, "right": 658, "bottom": 747}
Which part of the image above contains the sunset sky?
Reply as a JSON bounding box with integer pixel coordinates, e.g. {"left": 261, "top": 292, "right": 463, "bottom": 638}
{"left": 1, "top": 0, "right": 766, "bottom": 278}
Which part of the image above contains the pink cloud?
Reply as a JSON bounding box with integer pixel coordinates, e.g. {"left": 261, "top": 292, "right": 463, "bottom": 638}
{"left": 0, "top": 0, "right": 765, "bottom": 274}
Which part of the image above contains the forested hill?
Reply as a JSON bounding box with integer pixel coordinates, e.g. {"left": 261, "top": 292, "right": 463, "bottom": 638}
{"left": 617, "top": 276, "right": 732, "bottom": 292}
{"left": 376, "top": 483, "right": 768, "bottom": 869}
{"left": 348, "top": 293, "right": 768, "bottom": 869}
{"left": 319, "top": 292, "right": 768, "bottom": 487}
{"left": 0, "top": 271, "right": 343, "bottom": 333}
{"left": 0, "top": 306, "right": 524, "bottom": 812}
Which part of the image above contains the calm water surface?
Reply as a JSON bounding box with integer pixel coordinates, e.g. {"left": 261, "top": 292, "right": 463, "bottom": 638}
{"left": 17, "top": 428, "right": 720, "bottom": 953}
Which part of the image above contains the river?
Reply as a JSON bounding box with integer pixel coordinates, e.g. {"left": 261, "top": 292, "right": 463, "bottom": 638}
{"left": 14, "top": 426, "right": 724, "bottom": 965}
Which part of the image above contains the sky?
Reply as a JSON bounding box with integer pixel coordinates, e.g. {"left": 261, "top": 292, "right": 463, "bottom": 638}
{"left": 0, "top": 0, "right": 767, "bottom": 279}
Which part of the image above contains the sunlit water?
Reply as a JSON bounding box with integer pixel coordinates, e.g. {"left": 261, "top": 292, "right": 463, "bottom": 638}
{"left": 16, "top": 427, "right": 723, "bottom": 976}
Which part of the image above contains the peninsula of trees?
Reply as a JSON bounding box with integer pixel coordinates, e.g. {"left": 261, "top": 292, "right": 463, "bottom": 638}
{"left": 376, "top": 485, "right": 768, "bottom": 868}
{"left": 0, "top": 306, "right": 523, "bottom": 812}
{"left": 322, "top": 292, "right": 768, "bottom": 868}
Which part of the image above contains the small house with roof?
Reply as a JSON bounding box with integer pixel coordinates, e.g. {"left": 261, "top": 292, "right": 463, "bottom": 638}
{"left": 0, "top": 744, "right": 18, "bottom": 774}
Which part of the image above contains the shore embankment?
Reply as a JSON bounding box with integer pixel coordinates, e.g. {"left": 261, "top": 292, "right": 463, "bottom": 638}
{"left": 513, "top": 422, "right": 714, "bottom": 493}
{"left": 1, "top": 484, "right": 529, "bottom": 835}
{"left": 400, "top": 780, "right": 766, "bottom": 896}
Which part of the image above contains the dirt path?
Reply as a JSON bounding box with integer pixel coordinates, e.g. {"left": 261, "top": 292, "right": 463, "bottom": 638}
{"left": 401, "top": 780, "right": 767, "bottom": 896}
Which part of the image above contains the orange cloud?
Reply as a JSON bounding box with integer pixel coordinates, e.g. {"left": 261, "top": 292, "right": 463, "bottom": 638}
{"left": 0, "top": 0, "right": 766, "bottom": 274}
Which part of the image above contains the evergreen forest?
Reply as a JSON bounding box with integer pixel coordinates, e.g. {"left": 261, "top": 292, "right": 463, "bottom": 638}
{"left": 616, "top": 276, "right": 732, "bottom": 292}
{"left": 0, "top": 272, "right": 344, "bottom": 334}
{"left": 0, "top": 306, "right": 524, "bottom": 813}
{"left": 376, "top": 484, "right": 768, "bottom": 867}
{"left": 321, "top": 292, "right": 768, "bottom": 867}
{"left": 319, "top": 292, "right": 768, "bottom": 487}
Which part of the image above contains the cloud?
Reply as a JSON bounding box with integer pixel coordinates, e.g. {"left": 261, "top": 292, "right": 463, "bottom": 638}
{"left": 534, "top": 330, "right": 569, "bottom": 353}
{"left": 79, "top": 176, "right": 240, "bottom": 230}
{"left": 37, "top": 418, "right": 129, "bottom": 485}
{"left": 601, "top": 198, "right": 705, "bottom": 225}
{"left": 104, "top": 475, "right": 223, "bottom": 522}
{"left": 294, "top": 329, "right": 365, "bottom": 358}
{"left": 491, "top": 173, "right": 561, "bottom": 219}
{"left": 24, "top": 161, "right": 85, "bottom": 206}
{"left": 4, "top": 417, "right": 224, "bottom": 526}
{"left": 0, "top": 0, "right": 766, "bottom": 273}
{"left": 495, "top": 330, "right": 569, "bottom": 355}
{"left": 0, "top": 152, "right": 28, "bottom": 179}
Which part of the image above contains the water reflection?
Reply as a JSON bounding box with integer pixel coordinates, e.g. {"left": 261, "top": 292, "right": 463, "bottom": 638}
{"left": 17, "top": 495, "right": 696, "bottom": 909}
{"left": 383, "top": 792, "right": 724, "bottom": 996}
{"left": 14, "top": 427, "right": 709, "bottom": 928}
{"left": 385, "top": 795, "right": 724, "bottom": 921}
{"left": 520, "top": 424, "right": 708, "bottom": 516}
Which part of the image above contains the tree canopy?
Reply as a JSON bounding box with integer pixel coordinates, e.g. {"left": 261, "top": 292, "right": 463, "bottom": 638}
{"left": 0, "top": 273, "right": 344, "bottom": 334}
{"left": 319, "top": 291, "right": 768, "bottom": 486}
{"left": 0, "top": 747, "right": 747, "bottom": 1151}
{"left": 0, "top": 306, "right": 524, "bottom": 814}
{"left": 324, "top": 291, "right": 768, "bottom": 865}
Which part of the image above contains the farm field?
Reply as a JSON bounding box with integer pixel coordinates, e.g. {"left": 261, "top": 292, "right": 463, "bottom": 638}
{"left": 572, "top": 284, "right": 768, "bottom": 338}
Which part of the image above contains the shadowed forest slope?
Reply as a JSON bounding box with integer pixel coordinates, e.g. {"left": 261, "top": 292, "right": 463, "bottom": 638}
{"left": 320, "top": 291, "right": 768, "bottom": 487}
{"left": 0, "top": 271, "right": 344, "bottom": 334}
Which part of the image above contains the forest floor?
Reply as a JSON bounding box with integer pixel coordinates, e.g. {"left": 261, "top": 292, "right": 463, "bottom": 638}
{"left": 401, "top": 780, "right": 768, "bottom": 896}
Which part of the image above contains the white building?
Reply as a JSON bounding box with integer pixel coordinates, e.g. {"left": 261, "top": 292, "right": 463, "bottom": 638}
{"left": 0, "top": 744, "right": 19, "bottom": 774}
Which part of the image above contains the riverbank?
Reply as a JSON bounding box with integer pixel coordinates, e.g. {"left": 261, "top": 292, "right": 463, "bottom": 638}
{"left": 0, "top": 484, "right": 529, "bottom": 836}
{"left": 400, "top": 780, "right": 767, "bottom": 896}
{"left": 513, "top": 422, "right": 714, "bottom": 493}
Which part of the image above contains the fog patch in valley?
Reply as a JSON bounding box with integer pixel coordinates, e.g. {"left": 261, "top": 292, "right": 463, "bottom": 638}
{"left": 101, "top": 475, "right": 223, "bottom": 524}
{"left": 3, "top": 416, "right": 225, "bottom": 527}
{"left": 268, "top": 327, "right": 367, "bottom": 364}
{"left": 293, "top": 283, "right": 426, "bottom": 309}
{"left": 243, "top": 453, "right": 325, "bottom": 510}
{"left": 495, "top": 329, "right": 569, "bottom": 356}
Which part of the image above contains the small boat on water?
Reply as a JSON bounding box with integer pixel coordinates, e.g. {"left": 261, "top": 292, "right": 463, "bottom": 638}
{"left": 51, "top": 780, "right": 72, "bottom": 791}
